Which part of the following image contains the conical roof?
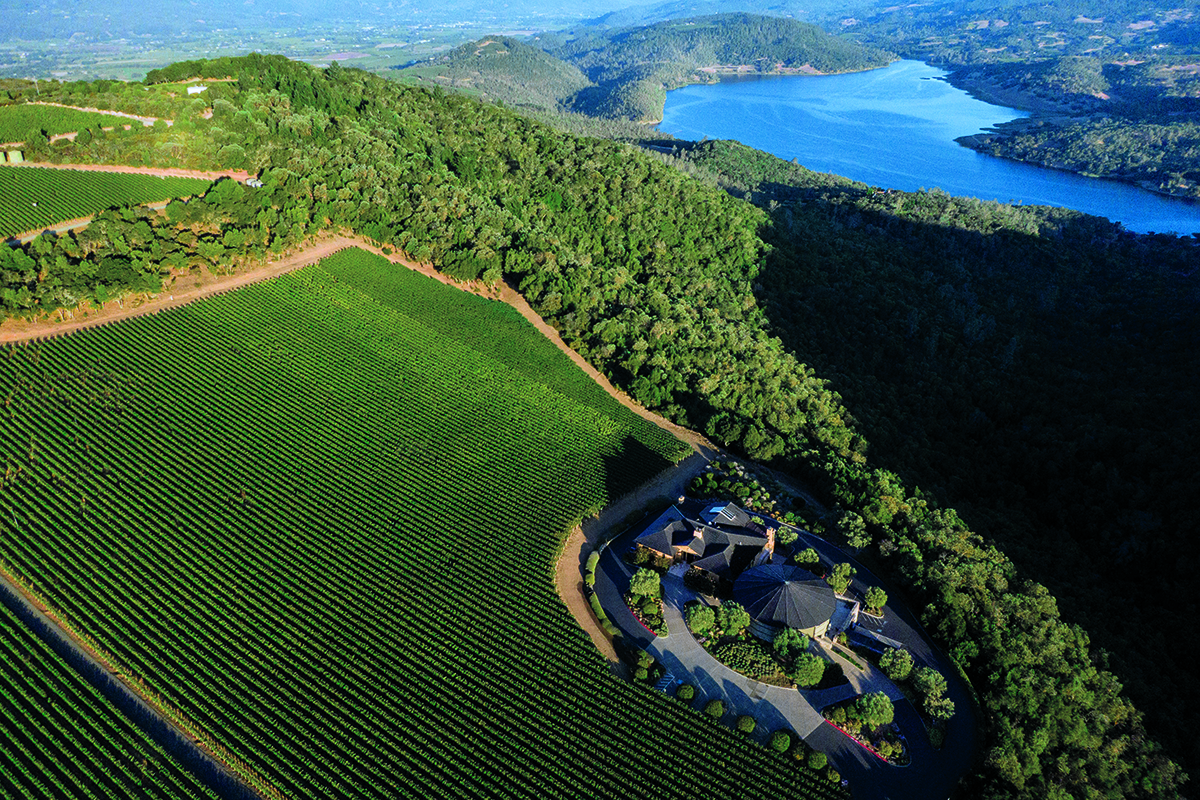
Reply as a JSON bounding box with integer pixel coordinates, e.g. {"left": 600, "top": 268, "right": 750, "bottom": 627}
{"left": 732, "top": 564, "right": 835, "bottom": 631}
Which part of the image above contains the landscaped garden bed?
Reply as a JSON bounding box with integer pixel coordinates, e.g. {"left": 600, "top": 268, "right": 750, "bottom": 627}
{"left": 684, "top": 600, "right": 846, "bottom": 689}
{"left": 626, "top": 566, "right": 667, "bottom": 636}
{"left": 823, "top": 693, "right": 910, "bottom": 766}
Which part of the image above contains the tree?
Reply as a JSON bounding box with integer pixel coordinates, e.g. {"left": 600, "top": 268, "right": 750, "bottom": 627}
{"left": 776, "top": 526, "right": 798, "bottom": 546}
{"left": 676, "top": 684, "right": 695, "bottom": 702}
{"left": 836, "top": 511, "right": 871, "bottom": 549}
{"left": 853, "top": 692, "right": 895, "bottom": 729}
{"left": 864, "top": 586, "right": 888, "bottom": 614}
{"left": 825, "top": 768, "right": 840, "bottom": 784}
{"left": 716, "top": 601, "right": 750, "bottom": 635}
{"left": 795, "top": 547, "right": 820, "bottom": 567}
{"left": 879, "top": 647, "right": 913, "bottom": 682}
{"left": 737, "top": 714, "right": 756, "bottom": 734}
{"left": 827, "top": 562, "right": 855, "bottom": 595}
{"left": 790, "top": 652, "right": 826, "bottom": 687}
{"left": 925, "top": 693, "right": 956, "bottom": 721}
{"left": 772, "top": 627, "right": 809, "bottom": 662}
{"left": 686, "top": 604, "right": 715, "bottom": 636}
{"left": 704, "top": 699, "right": 725, "bottom": 719}
{"left": 912, "top": 666, "right": 948, "bottom": 700}
{"left": 807, "top": 751, "right": 827, "bottom": 770}
{"left": 770, "top": 730, "right": 791, "bottom": 753}
{"left": 629, "top": 567, "right": 660, "bottom": 599}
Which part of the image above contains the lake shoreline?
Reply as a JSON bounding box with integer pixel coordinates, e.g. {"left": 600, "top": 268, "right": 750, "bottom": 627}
{"left": 655, "top": 60, "right": 1200, "bottom": 234}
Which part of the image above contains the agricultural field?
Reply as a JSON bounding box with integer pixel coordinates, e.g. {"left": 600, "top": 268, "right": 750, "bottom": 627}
{"left": 0, "top": 167, "right": 211, "bottom": 239}
{"left": 0, "top": 248, "right": 840, "bottom": 799}
{"left": 0, "top": 600, "right": 217, "bottom": 799}
{"left": 0, "top": 104, "right": 117, "bottom": 143}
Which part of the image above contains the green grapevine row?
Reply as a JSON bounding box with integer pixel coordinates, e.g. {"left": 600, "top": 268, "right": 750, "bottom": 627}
{"left": 0, "top": 249, "right": 839, "bottom": 799}
{"left": 0, "top": 104, "right": 119, "bottom": 144}
{"left": 0, "top": 599, "right": 218, "bottom": 799}
{"left": 0, "top": 167, "right": 211, "bottom": 239}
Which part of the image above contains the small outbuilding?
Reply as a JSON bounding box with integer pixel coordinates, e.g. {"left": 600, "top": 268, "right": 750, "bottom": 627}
{"left": 733, "top": 564, "right": 836, "bottom": 640}
{"left": 187, "top": 85, "right": 209, "bottom": 95}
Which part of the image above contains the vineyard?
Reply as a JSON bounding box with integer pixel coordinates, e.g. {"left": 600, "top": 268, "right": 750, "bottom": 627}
{"left": 0, "top": 167, "right": 211, "bottom": 239}
{"left": 0, "top": 248, "right": 841, "bottom": 799}
{"left": 0, "top": 599, "right": 217, "bottom": 799}
{"left": 0, "top": 104, "right": 118, "bottom": 143}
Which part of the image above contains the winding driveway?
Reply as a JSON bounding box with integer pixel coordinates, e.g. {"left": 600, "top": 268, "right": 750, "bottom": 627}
{"left": 594, "top": 522, "right": 978, "bottom": 800}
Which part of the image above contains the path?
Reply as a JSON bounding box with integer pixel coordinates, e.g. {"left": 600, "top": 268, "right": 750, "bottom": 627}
{"left": 1, "top": 160, "right": 251, "bottom": 182}
{"left": 0, "top": 568, "right": 267, "bottom": 800}
{"left": 553, "top": 526, "right": 622, "bottom": 674}
{"left": 28, "top": 101, "right": 172, "bottom": 128}
{"left": 0, "top": 234, "right": 352, "bottom": 343}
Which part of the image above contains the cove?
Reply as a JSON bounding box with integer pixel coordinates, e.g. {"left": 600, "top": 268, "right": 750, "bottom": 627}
{"left": 657, "top": 60, "right": 1200, "bottom": 236}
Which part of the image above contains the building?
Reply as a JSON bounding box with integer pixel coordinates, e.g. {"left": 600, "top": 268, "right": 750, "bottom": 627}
{"left": 733, "top": 564, "right": 836, "bottom": 640}
{"left": 633, "top": 500, "right": 772, "bottom": 587}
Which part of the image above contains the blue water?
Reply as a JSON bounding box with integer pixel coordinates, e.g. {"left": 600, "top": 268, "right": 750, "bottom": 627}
{"left": 658, "top": 60, "right": 1200, "bottom": 235}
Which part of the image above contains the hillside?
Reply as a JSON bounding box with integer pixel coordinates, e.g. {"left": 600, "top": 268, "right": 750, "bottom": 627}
{"left": 551, "top": 13, "right": 894, "bottom": 121}
{"left": 0, "top": 55, "right": 1194, "bottom": 798}
{"left": 395, "top": 37, "right": 591, "bottom": 111}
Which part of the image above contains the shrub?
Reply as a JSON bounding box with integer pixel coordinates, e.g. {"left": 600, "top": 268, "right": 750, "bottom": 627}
{"left": 584, "top": 550, "right": 600, "bottom": 587}
{"left": 676, "top": 684, "right": 695, "bottom": 702}
{"left": 640, "top": 598, "right": 659, "bottom": 615}
{"left": 772, "top": 627, "right": 810, "bottom": 662}
{"left": 807, "top": 751, "right": 827, "bottom": 770}
{"left": 636, "top": 650, "right": 654, "bottom": 669}
{"left": 736, "top": 714, "right": 756, "bottom": 734}
{"left": 790, "top": 652, "right": 826, "bottom": 688}
{"left": 777, "top": 527, "right": 798, "bottom": 546}
{"left": 795, "top": 547, "right": 820, "bottom": 567}
{"left": 634, "top": 666, "right": 648, "bottom": 681}
{"left": 683, "top": 568, "right": 719, "bottom": 595}
{"left": 716, "top": 601, "right": 750, "bottom": 635}
{"left": 826, "top": 768, "right": 840, "bottom": 783}
{"left": 864, "top": 585, "right": 887, "bottom": 613}
{"left": 769, "top": 730, "right": 791, "bottom": 753}
{"left": 853, "top": 692, "right": 895, "bottom": 729}
{"left": 686, "top": 604, "right": 715, "bottom": 635}
{"left": 704, "top": 699, "right": 725, "bottom": 719}
{"left": 879, "top": 647, "right": 913, "bottom": 682}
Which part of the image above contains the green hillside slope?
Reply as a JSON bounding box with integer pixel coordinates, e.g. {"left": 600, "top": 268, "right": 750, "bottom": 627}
{"left": 1, "top": 55, "right": 1193, "bottom": 798}
{"left": 396, "top": 37, "right": 591, "bottom": 111}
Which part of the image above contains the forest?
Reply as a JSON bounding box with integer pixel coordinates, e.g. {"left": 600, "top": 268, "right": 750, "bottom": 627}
{"left": 1, "top": 55, "right": 1196, "bottom": 798}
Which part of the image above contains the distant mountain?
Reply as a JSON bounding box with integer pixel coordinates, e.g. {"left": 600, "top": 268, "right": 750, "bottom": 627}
{"left": 583, "top": 0, "right": 847, "bottom": 29}
{"left": 395, "top": 37, "right": 591, "bottom": 112}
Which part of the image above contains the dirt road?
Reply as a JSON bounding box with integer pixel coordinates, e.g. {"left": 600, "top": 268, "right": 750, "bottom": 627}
{"left": 1, "top": 161, "right": 250, "bottom": 182}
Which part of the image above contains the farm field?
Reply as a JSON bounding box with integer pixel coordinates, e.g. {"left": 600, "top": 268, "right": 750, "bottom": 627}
{"left": 0, "top": 104, "right": 118, "bottom": 143}
{"left": 0, "top": 599, "right": 217, "bottom": 800}
{"left": 0, "top": 167, "right": 211, "bottom": 239}
{"left": 0, "top": 248, "right": 840, "bottom": 799}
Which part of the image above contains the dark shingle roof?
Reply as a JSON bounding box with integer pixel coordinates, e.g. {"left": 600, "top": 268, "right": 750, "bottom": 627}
{"left": 633, "top": 501, "right": 767, "bottom": 579}
{"left": 733, "top": 565, "right": 835, "bottom": 631}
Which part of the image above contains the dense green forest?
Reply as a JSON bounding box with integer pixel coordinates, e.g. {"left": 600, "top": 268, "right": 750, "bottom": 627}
{"left": 828, "top": 0, "right": 1200, "bottom": 196}
{"left": 1, "top": 56, "right": 1194, "bottom": 798}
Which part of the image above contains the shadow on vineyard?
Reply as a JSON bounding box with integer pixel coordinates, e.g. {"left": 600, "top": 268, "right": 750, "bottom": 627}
{"left": 0, "top": 580, "right": 257, "bottom": 800}
{"left": 600, "top": 433, "right": 677, "bottom": 506}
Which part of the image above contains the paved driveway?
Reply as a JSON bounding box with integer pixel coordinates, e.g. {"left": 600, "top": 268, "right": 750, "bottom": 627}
{"left": 594, "top": 522, "right": 979, "bottom": 800}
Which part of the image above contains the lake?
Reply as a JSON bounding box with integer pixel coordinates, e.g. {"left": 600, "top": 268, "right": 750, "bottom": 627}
{"left": 657, "top": 60, "right": 1200, "bottom": 235}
